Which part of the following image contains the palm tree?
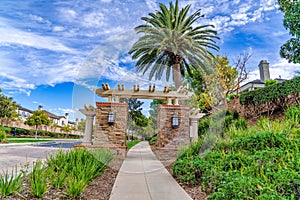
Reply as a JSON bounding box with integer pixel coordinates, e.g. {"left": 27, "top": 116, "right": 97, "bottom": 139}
{"left": 129, "top": 0, "right": 219, "bottom": 89}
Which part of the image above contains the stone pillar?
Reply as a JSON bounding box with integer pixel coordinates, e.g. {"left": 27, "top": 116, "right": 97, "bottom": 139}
{"left": 157, "top": 104, "right": 190, "bottom": 148}
{"left": 189, "top": 109, "right": 206, "bottom": 142}
{"left": 79, "top": 104, "right": 96, "bottom": 145}
{"left": 94, "top": 102, "right": 128, "bottom": 148}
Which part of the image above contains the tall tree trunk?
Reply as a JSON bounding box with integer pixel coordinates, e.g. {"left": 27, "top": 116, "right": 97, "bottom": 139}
{"left": 35, "top": 125, "right": 38, "bottom": 139}
{"left": 172, "top": 63, "right": 182, "bottom": 90}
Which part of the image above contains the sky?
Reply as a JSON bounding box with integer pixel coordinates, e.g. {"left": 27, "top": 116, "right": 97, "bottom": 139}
{"left": 0, "top": 0, "right": 300, "bottom": 121}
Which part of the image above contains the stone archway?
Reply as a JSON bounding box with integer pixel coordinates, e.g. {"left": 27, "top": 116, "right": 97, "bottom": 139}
{"left": 80, "top": 83, "right": 205, "bottom": 158}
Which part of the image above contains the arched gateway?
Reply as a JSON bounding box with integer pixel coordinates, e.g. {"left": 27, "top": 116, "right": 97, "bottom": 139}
{"left": 80, "top": 83, "right": 205, "bottom": 158}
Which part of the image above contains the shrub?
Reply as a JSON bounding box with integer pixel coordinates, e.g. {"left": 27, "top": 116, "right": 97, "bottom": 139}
{"left": 0, "top": 129, "right": 7, "bottom": 143}
{"left": 173, "top": 129, "right": 300, "bottom": 199}
{"left": 232, "top": 109, "right": 239, "bottom": 120}
{"left": 240, "top": 76, "right": 300, "bottom": 105}
{"left": 0, "top": 167, "right": 24, "bottom": 197}
{"left": 234, "top": 117, "right": 247, "bottom": 130}
{"left": 285, "top": 105, "right": 300, "bottom": 125}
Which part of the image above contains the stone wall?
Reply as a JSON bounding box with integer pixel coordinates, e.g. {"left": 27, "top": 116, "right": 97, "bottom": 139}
{"left": 157, "top": 104, "right": 190, "bottom": 148}
{"left": 94, "top": 102, "right": 128, "bottom": 148}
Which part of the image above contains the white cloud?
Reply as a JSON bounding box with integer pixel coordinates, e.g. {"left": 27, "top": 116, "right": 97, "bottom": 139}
{"left": 82, "top": 12, "right": 106, "bottom": 28}
{"left": 0, "top": 19, "right": 78, "bottom": 54}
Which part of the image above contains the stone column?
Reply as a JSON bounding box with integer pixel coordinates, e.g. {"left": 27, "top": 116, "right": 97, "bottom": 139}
{"left": 157, "top": 104, "right": 190, "bottom": 148}
{"left": 79, "top": 104, "right": 96, "bottom": 145}
{"left": 189, "top": 108, "right": 206, "bottom": 142}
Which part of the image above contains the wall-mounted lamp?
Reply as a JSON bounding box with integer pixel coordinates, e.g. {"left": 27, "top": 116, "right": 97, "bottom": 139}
{"left": 172, "top": 114, "right": 179, "bottom": 129}
{"left": 108, "top": 111, "right": 115, "bottom": 125}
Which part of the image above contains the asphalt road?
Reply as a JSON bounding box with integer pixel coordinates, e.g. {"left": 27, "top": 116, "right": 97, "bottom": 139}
{"left": 0, "top": 140, "right": 81, "bottom": 174}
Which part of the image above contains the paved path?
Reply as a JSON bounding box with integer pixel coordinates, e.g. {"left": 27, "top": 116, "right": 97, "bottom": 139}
{"left": 109, "top": 141, "right": 192, "bottom": 200}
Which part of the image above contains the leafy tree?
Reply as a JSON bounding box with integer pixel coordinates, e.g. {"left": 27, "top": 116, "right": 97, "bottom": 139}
{"left": 77, "top": 119, "right": 86, "bottom": 132}
{"left": 149, "top": 99, "right": 166, "bottom": 130}
{"left": 122, "top": 98, "right": 148, "bottom": 128}
{"left": 215, "top": 56, "right": 238, "bottom": 96}
{"left": 277, "top": 0, "right": 300, "bottom": 63}
{"left": 129, "top": 0, "right": 219, "bottom": 89}
{"left": 25, "top": 110, "right": 51, "bottom": 139}
{"left": 0, "top": 89, "right": 19, "bottom": 125}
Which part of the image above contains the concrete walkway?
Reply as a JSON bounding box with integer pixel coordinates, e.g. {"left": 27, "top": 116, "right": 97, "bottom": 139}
{"left": 109, "top": 141, "right": 192, "bottom": 200}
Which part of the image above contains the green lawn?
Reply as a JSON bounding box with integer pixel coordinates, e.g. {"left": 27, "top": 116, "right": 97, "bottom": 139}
{"left": 126, "top": 140, "right": 141, "bottom": 149}
{"left": 6, "top": 138, "right": 55, "bottom": 143}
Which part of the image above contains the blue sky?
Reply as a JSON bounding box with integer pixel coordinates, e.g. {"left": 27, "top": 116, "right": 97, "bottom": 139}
{"left": 1, "top": 0, "right": 300, "bottom": 121}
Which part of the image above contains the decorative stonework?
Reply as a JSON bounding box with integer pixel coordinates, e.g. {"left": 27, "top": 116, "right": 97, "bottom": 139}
{"left": 79, "top": 104, "right": 96, "bottom": 145}
{"left": 94, "top": 102, "right": 128, "bottom": 148}
{"left": 157, "top": 104, "right": 190, "bottom": 148}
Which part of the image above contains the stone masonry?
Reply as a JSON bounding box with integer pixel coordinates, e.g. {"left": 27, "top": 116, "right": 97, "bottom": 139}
{"left": 157, "top": 104, "right": 190, "bottom": 148}
{"left": 94, "top": 102, "right": 128, "bottom": 148}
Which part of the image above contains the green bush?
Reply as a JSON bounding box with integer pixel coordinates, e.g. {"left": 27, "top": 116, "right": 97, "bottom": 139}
{"left": 285, "top": 105, "right": 300, "bottom": 125}
{"left": 174, "top": 107, "right": 300, "bottom": 199}
{"left": 173, "top": 128, "right": 300, "bottom": 200}
{"left": 0, "top": 126, "right": 11, "bottom": 133}
{"left": 240, "top": 76, "right": 300, "bottom": 105}
{"left": 0, "top": 129, "right": 7, "bottom": 143}
{"left": 234, "top": 117, "right": 247, "bottom": 130}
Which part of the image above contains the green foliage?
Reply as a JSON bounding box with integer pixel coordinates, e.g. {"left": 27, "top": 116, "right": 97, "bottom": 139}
{"left": 129, "top": 0, "right": 219, "bottom": 82}
{"left": 46, "top": 148, "right": 113, "bottom": 198}
{"left": 0, "top": 167, "right": 24, "bottom": 197}
{"left": 284, "top": 105, "right": 300, "bottom": 125}
{"left": 146, "top": 134, "right": 157, "bottom": 145}
{"left": 25, "top": 110, "right": 51, "bottom": 127}
{"left": 174, "top": 107, "right": 300, "bottom": 199}
{"left": 240, "top": 76, "right": 300, "bottom": 104}
{"left": 3, "top": 125, "right": 80, "bottom": 139}
{"left": 265, "top": 79, "right": 278, "bottom": 86}
{"left": 30, "top": 160, "right": 47, "bottom": 198}
{"left": 277, "top": 0, "right": 300, "bottom": 63}
{"left": 60, "top": 125, "right": 71, "bottom": 132}
{"left": 0, "top": 129, "right": 6, "bottom": 143}
{"left": 232, "top": 109, "right": 239, "bottom": 120}
{"left": 65, "top": 177, "right": 86, "bottom": 198}
{"left": 234, "top": 117, "right": 247, "bottom": 130}
{"left": 0, "top": 89, "right": 19, "bottom": 121}
{"left": 126, "top": 140, "right": 141, "bottom": 149}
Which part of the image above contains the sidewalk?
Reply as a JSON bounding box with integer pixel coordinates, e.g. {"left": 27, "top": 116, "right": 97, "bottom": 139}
{"left": 109, "top": 141, "right": 192, "bottom": 200}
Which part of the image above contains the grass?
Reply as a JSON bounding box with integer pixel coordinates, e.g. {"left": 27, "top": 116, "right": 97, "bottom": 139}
{"left": 7, "top": 138, "right": 54, "bottom": 143}
{"left": 126, "top": 140, "right": 141, "bottom": 149}
{"left": 0, "top": 167, "right": 24, "bottom": 197}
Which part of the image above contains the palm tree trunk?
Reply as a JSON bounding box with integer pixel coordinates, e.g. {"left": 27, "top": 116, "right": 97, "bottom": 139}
{"left": 172, "top": 63, "right": 182, "bottom": 90}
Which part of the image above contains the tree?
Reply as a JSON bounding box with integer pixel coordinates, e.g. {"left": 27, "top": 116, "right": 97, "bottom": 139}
{"left": 122, "top": 98, "right": 148, "bottom": 127}
{"left": 215, "top": 56, "right": 238, "bottom": 96}
{"left": 149, "top": 99, "right": 166, "bottom": 130}
{"left": 277, "top": 0, "right": 300, "bottom": 63}
{"left": 232, "top": 52, "right": 251, "bottom": 95}
{"left": 0, "top": 89, "right": 19, "bottom": 125}
{"left": 25, "top": 110, "right": 50, "bottom": 139}
{"left": 129, "top": 0, "right": 219, "bottom": 89}
{"left": 77, "top": 119, "right": 86, "bottom": 132}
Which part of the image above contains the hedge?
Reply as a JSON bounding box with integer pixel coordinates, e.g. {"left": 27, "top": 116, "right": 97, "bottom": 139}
{"left": 240, "top": 76, "right": 300, "bottom": 105}
{"left": 0, "top": 125, "right": 81, "bottom": 139}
